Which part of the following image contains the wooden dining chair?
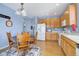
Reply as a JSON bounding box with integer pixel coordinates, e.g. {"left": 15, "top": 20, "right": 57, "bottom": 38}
{"left": 16, "top": 33, "right": 29, "bottom": 55}
{"left": 22, "top": 32, "right": 30, "bottom": 42}
{"left": 6, "top": 32, "right": 14, "bottom": 48}
{"left": 22, "top": 32, "right": 35, "bottom": 44}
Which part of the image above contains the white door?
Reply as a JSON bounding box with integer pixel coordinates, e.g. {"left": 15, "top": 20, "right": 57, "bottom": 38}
{"left": 37, "top": 24, "right": 46, "bottom": 40}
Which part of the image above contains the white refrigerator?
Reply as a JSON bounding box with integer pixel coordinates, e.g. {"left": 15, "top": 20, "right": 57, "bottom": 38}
{"left": 37, "top": 24, "right": 46, "bottom": 40}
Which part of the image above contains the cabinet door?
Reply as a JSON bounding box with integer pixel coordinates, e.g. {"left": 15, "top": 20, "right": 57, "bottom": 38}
{"left": 61, "top": 37, "right": 68, "bottom": 55}
{"left": 38, "top": 19, "right": 47, "bottom": 24}
{"left": 67, "top": 44, "right": 76, "bottom": 56}
{"left": 61, "top": 38, "right": 64, "bottom": 49}
{"left": 60, "top": 15, "right": 65, "bottom": 26}
{"left": 43, "top": 19, "right": 47, "bottom": 24}
{"left": 61, "top": 35, "right": 76, "bottom": 56}
{"left": 46, "top": 32, "right": 51, "bottom": 41}
{"left": 64, "top": 41, "right": 70, "bottom": 55}
{"left": 50, "top": 18, "right": 61, "bottom": 28}
{"left": 56, "top": 18, "right": 61, "bottom": 27}
{"left": 50, "top": 18, "right": 55, "bottom": 27}
{"left": 51, "top": 33, "right": 58, "bottom": 41}
{"left": 46, "top": 18, "right": 51, "bottom": 27}
{"left": 64, "top": 13, "right": 70, "bottom": 26}
{"left": 69, "top": 4, "right": 77, "bottom": 25}
{"left": 64, "top": 6, "right": 70, "bottom": 26}
{"left": 62, "top": 39, "right": 76, "bottom": 56}
{"left": 61, "top": 15, "right": 64, "bottom": 21}
{"left": 61, "top": 4, "right": 77, "bottom": 26}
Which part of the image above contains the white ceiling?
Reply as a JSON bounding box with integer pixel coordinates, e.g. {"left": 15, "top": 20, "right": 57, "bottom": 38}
{"left": 3, "top": 3, "right": 69, "bottom": 18}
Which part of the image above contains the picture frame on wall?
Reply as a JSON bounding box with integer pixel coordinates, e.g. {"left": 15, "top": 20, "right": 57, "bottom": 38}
{"left": 6, "top": 19, "right": 13, "bottom": 27}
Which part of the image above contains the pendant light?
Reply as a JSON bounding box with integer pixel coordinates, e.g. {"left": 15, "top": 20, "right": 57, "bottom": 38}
{"left": 16, "top": 3, "right": 27, "bottom": 16}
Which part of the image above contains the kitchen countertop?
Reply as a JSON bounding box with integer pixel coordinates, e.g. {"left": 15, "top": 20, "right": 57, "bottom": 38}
{"left": 61, "top": 33, "right": 79, "bottom": 44}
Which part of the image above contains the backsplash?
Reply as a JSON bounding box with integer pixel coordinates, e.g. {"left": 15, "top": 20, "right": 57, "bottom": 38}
{"left": 46, "top": 25, "right": 79, "bottom": 33}
{"left": 46, "top": 26, "right": 63, "bottom": 32}
{"left": 62, "top": 25, "right": 79, "bottom": 33}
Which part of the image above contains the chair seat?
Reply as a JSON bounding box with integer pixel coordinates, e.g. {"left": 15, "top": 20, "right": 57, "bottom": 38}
{"left": 18, "top": 45, "right": 28, "bottom": 48}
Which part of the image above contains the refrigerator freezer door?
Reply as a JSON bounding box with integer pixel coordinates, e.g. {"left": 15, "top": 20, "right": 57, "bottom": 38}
{"left": 37, "top": 24, "right": 46, "bottom": 40}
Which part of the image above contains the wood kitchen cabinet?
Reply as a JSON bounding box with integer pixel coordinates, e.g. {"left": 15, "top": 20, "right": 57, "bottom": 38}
{"left": 61, "top": 35, "right": 76, "bottom": 56}
{"left": 60, "top": 4, "right": 77, "bottom": 26}
{"left": 69, "top": 4, "right": 77, "bottom": 25}
{"left": 46, "top": 18, "right": 51, "bottom": 28}
{"left": 64, "top": 11, "right": 70, "bottom": 26}
{"left": 50, "top": 18, "right": 54, "bottom": 27}
{"left": 38, "top": 18, "right": 61, "bottom": 28}
{"left": 46, "top": 32, "right": 59, "bottom": 41}
{"left": 38, "top": 19, "right": 47, "bottom": 24}
{"left": 61, "top": 37, "right": 64, "bottom": 48}
{"left": 67, "top": 43, "right": 76, "bottom": 56}
{"left": 45, "top": 32, "right": 51, "bottom": 41}
{"left": 38, "top": 18, "right": 51, "bottom": 27}
{"left": 51, "top": 32, "right": 59, "bottom": 41}
{"left": 50, "top": 18, "right": 61, "bottom": 28}
{"left": 55, "top": 18, "right": 61, "bottom": 27}
{"left": 60, "top": 6, "right": 70, "bottom": 26}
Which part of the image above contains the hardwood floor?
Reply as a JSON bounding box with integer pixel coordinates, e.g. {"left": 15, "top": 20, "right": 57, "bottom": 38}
{"left": 36, "top": 40, "right": 65, "bottom": 56}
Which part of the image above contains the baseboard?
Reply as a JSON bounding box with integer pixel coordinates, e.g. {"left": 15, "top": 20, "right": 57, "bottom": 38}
{"left": 45, "top": 40, "right": 58, "bottom": 42}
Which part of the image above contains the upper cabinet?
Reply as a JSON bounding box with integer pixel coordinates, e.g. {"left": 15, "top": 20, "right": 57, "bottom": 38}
{"left": 46, "top": 18, "right": 51, "bottom": 28}
{"left": 38, "top": 18, "right": 61, "bottom": 28}
{"left": 60, "top": 4, "right": 77, "bottom": 27}
{"left": 45, "top": 18, "right": 61, "bottom": 28}
{"left": 38, "top": 19, "right": 47, "bottom": 24}
{"left": 50, "top": 18, "right": 61, "bottom": 28}
{"left": 69, "top": 4, "right": 77, "bottom": 25}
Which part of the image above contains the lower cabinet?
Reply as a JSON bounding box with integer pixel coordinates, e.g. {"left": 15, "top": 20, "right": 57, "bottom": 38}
{"left": 68, "top": 43, "right": 76, "bottom": 56}
{"left": 46, "top": 32, "right": 58, "bottom": 41}
{"left": 61, "top": 35, "right": 76, "bottom": 56}
{"left": 45, "top": 32, "right": 51, "bottom": 41}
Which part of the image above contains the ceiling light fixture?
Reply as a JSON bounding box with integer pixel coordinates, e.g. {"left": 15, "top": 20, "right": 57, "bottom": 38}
{"left": 56, "top": 3, "right": 60, "bottom": 6}
{"left": 54, "top": 12, "right": 57, "bottom": 15}
{"left": 16, "top": 3, "right": 27, "bottom": 16}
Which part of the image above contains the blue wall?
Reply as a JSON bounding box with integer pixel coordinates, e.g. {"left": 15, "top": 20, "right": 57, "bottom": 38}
{"left": 24, "top": 17, "right": 37, "bottom": 36}
{"left": 0, "top": 4, "right": 24, "bottom": 48}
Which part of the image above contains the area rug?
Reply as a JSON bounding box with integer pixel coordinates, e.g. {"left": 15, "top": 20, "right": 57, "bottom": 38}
{"left": 0, "top": 45, "right": 41, "bottom": 56}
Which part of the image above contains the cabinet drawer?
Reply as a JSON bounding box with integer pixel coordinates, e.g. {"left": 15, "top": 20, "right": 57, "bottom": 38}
{"left": 61, "top": 35, "right": 76, "bottom": 48}
{"left": 61, "top": 37, "right": 76, "bottom": 56}
{"left": 67, "top": 42, "right": 76, "bottom": 56}
{"left": 66, "top": 38, "right": 76, "bottom": 48}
